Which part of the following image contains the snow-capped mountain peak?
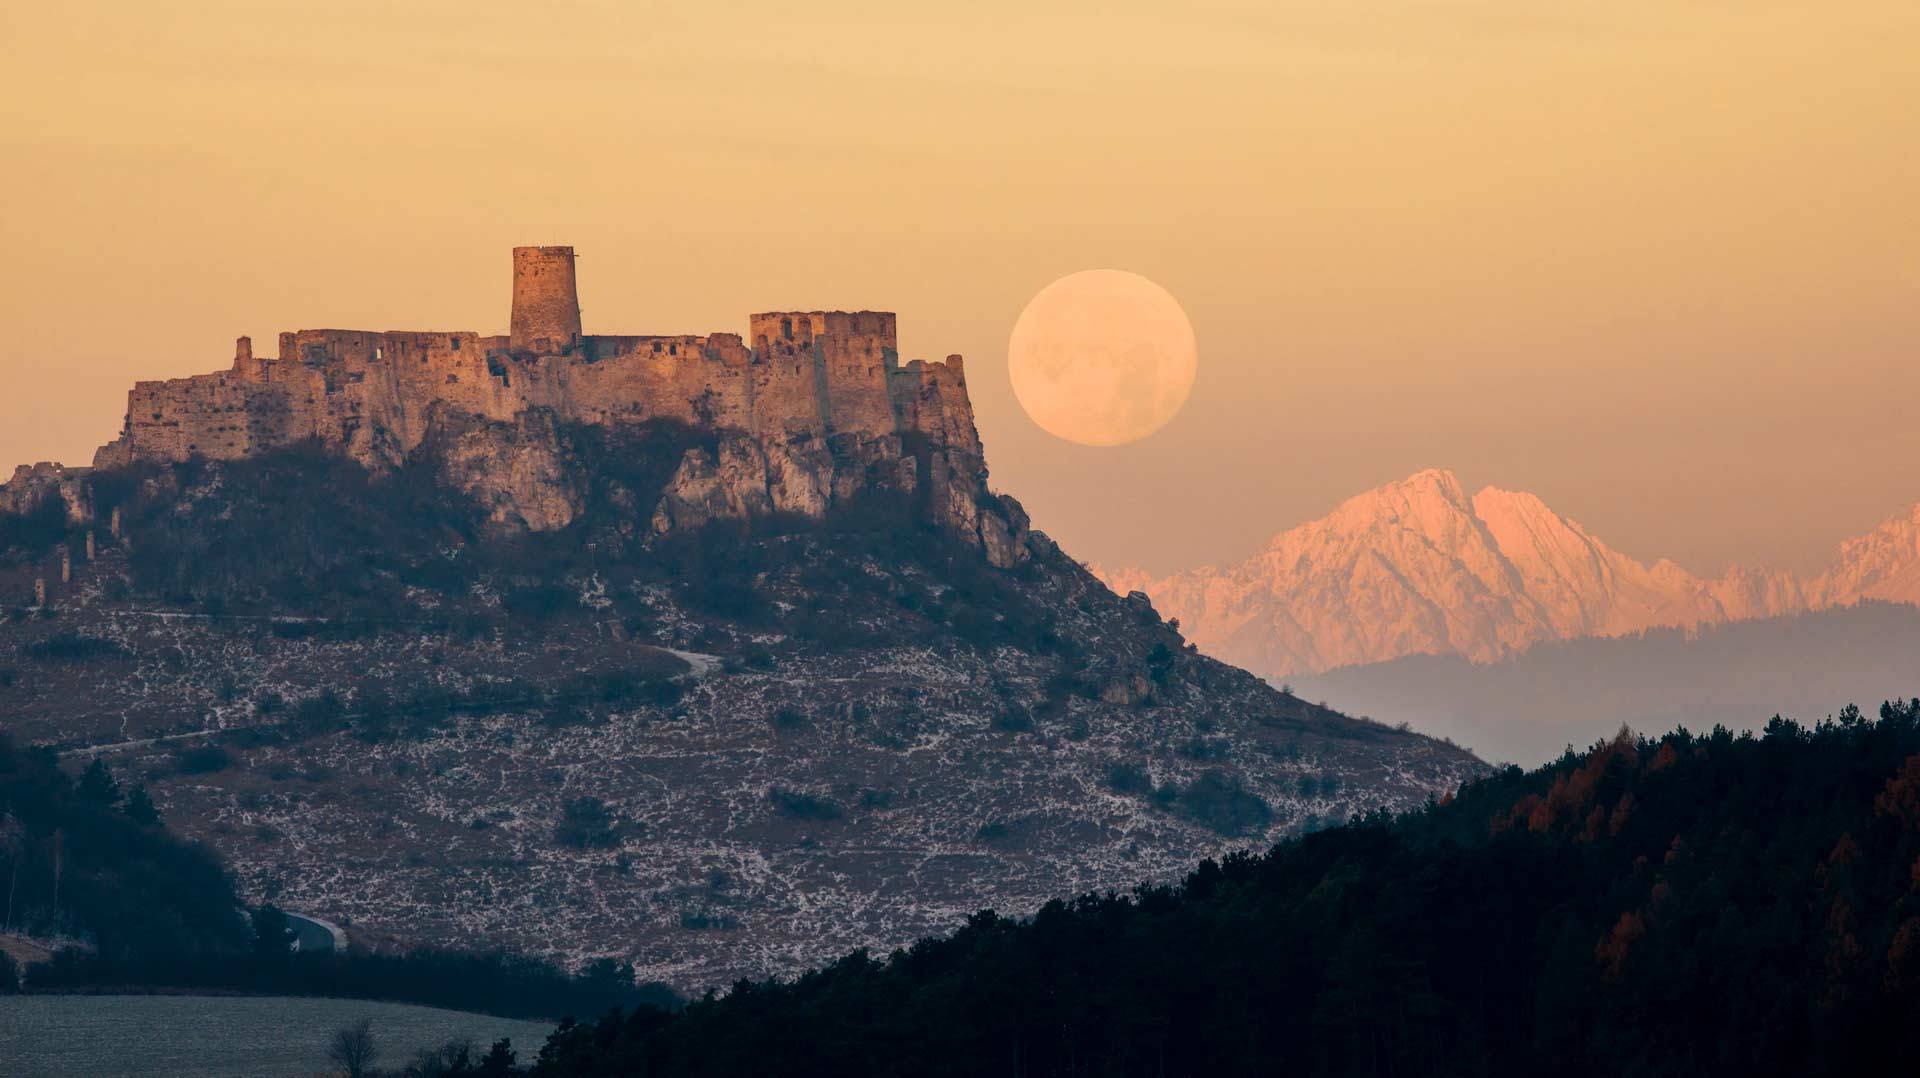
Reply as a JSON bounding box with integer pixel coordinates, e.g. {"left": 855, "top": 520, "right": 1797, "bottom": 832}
{"left": 1095, "top": 469, "right": 1913, "bottom": 679}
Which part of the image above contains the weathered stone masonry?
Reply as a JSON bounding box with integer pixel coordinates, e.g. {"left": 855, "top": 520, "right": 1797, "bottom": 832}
{"left": 20, "top": 246, "right": 1029, "bottom": 565}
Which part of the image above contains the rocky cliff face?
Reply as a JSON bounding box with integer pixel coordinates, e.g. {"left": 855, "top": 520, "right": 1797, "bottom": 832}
{"left": 1101, "top": 468, "right": 1920, "bottom": 679}
{"left": 648, "top": 427, "right": 1029, "bottom": 569}
{"left": 0, "top": 463, "right": 93, "bottom": 525}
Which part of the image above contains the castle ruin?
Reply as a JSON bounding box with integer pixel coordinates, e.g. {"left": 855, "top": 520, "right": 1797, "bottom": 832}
{"left": 14, "top": 246, "right": 1030, "bottom": 566}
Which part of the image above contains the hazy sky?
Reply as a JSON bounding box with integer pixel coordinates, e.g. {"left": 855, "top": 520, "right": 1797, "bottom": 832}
{"left": 2, "top": 2, "right": 1915, "bottom": 576}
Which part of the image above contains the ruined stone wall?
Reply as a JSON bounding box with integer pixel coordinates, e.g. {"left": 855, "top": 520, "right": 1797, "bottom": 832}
{"left": 520, "top": 334, "right": 754, "bottom": 433}
{"left": 891, "top": 355, "right": 981, "bottom": 459}
{"left": 111, "top": 317, "right": 979, "bottom": 474}
{"left": 818, "top": 312, "right": 900, "bottom": 440}
{"left": 60, "top": 246, "right": 1013, "bottom": 552}
{"left": 124, "top": 371, "right": 286, "bottom": 462}
{"left": 748, "top": 314, "right": 831, "bottom": 440}
{"left": 748, "top": 311, "right": 897, "bottom": 440}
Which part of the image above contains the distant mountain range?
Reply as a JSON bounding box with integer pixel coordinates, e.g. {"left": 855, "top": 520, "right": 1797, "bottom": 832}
{"left": 1098, "top": 468, "right": 1920, "bottom": 679}
{"left": 1291, "top": 601, "right": 1920, "bottom": 764}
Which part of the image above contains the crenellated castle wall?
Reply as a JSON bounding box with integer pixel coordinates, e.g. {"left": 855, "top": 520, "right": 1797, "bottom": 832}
{"left": 92, "top": 253, "right": 976, "bottom": 474}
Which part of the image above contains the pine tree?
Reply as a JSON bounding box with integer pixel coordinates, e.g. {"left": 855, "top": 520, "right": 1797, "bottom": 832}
{"left": 250, "top": 904, "right": 296, "bottom": 958}
{"left": 76, "top": 758, "right": 120, "bottom": 807}
{"left": 123, "top": 784, "right": 162, "bottom": 826}
{"left": 477, "top": 1038, "right": 517, "bottom": 1076}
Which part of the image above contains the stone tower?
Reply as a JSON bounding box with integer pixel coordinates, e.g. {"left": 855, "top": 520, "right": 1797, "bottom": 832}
{"left": 509, "top": 246, "right": 582, "bottom": 355}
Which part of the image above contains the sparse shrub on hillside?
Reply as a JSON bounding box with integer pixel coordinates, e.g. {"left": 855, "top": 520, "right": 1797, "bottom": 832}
{"left": 768, "top": 707, "right": 810, "bottom": 734}
{"left": 946, "top": 602, "right": 1003, "bottom": 649}
{"left": 767, "top": 787, "right": 844, "bottom": 821}
{"left": 554, "top": 796, "right": 621, "bottom": 849}
{"left": 1147, "top": 641, "right": 1177, "bottom": 685}
{"left": 1044, "top": 670, "right": 1097, "bottom": 704}
{"left": 975, "top": 821, "right": 1015, "bottom": 843}
{"left": 679, "top": 911, "right": 739, "bottom": 931}
{"left": 538, "top": 699, "right": 593, "bottom": 729}
{"left": 0, "top": 492, "right": 72, "bottom": 562}
{"left": 1181, "top": 734, "right": 1230, "bottom": 761}
{"left": 270, "top": 619, "right": 356, "bottom": 641}
{"left": 584, "top": 667, "right": 684, "bottom": 709}
{"left": 1106, "top": 762, "right": 1154, "bottom": 796}
{"left": 292, "top": 690, "right": 348, "bottom": 736}
{"left": 1175, "top": 771, "right": 1272, "bottom": 836}
{"left": 992, "top": 706, "right": 1035, "bottom": 733}
{"left": 789, "top": 607, "right": 867, "bottom": 648}
{"left": 502, "top": 581, "right": 575, "bottom": 624}
{"left": 1295, "top": 774, "right": 1335, "bottom": 799}
{"left": 172, "top": 744, "right": 234, "bottom": 775}
{"left": 23, "top": 631, "right": 129, "bottom": 662}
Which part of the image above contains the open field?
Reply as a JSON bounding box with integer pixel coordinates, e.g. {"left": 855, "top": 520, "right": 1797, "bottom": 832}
{"left": 0, "top": 994, "right": 555, "bottom": 1078}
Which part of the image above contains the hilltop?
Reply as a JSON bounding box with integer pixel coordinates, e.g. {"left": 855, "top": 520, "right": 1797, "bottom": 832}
{"left": 0, "top": 251, "right": 1479, "bottom": 988}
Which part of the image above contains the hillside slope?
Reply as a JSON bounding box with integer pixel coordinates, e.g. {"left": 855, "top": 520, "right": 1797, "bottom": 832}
{"left": 529, "top": 699, "right": 1920, "bottom": 1078}
{"left": 0, "top": 450, "right": 1479, "bottom": 990}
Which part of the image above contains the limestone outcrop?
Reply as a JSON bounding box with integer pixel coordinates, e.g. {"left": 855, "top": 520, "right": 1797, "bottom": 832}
{"left": 4, "top": 246, "right": 1031, "bottom": 565}
{"left": 649, "top": 427, "right": 1032, "bottom": 568}
{"left": 424, "top": 405, "right": 584, "bottom": 534}
{"left": 0, "top": 463, "right": 94, "bottom": 525}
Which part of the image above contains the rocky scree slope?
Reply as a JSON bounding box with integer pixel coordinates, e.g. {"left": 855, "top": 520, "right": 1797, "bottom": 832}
{"left": 0, "top": 447, "right": 1480, "bottom": 990}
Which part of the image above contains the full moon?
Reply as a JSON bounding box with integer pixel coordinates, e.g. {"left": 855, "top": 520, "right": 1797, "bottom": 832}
{"left": 1008, "top": 269, "right": 1198, "bottom": 447}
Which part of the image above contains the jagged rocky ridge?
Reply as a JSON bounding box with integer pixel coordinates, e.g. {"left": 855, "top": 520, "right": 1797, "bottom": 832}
{"left": 1102, "top": 468, "right": 1920, "bottom": 679}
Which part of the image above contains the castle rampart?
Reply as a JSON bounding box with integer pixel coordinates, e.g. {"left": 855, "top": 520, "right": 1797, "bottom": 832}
{"left": 85, "top": 248, "right": 978, "bottom": 474}
{"left": 22, "top": 245, "right": 1025, "bottom": 564}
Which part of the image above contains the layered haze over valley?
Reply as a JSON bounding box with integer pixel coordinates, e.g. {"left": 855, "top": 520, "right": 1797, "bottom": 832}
{"left": 1101, "top": 469, "right": 1920, "bottom": 761}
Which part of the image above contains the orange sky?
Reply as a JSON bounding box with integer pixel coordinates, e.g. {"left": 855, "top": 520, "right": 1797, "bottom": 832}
{"left": 1, "top": 2, "right": 1915, "bottom": 576}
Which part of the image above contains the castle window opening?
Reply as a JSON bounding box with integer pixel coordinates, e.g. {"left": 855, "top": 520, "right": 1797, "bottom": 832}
{"left": 781, "top": 317, "right": 793, "bottom": 340}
